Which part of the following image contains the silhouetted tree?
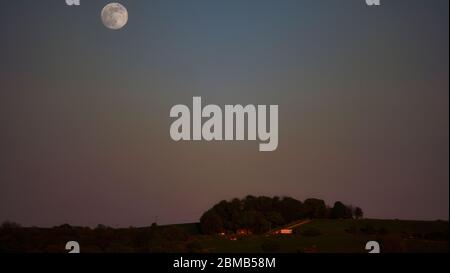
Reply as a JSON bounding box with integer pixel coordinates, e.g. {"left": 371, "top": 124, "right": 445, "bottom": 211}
{"left": 200, "top": 210, "right": 223, "bottom": 234}
{"left": 1, "top": 221, "right": 21, "bottom": 229}
{"left": 265, "top": 211, "right": 285, "bottom": 227}
{"left": 279, "top": 197, "right": 303, "bottom": 223}
{"left": 302, "top": 198, "right": 328, "bottom": 218}
{"left": 331, "top": 202, "right": 353, "bottom": 219}
{"left": 200, "top": 196, "right": 362, "bottom": 234}
{"left": 354, "top": 207, "right": 364, "bottom": 219}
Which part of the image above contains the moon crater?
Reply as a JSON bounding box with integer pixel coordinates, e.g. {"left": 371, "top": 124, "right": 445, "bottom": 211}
{"left": 101, "top": 3, "right": 128, "bottom": 30}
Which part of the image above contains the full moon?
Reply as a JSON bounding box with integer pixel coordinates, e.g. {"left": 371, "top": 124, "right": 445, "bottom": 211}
{"left": 101, "top": 3, "right": 128, "bottom": 30}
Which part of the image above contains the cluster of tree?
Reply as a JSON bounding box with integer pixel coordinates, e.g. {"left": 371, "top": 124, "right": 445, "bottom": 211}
{"left": 200, "top": 196, "right": 363, "bottom": 234}
{"left": 0, "top": 222, "right": 198, "bottom": 253}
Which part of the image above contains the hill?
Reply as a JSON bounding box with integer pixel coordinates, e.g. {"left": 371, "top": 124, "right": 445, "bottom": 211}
{"left": 196, "top": 219, "right": 448, "bottom": 253}
{"left": 0, "top": 219, "right": 447, "bottom": 253}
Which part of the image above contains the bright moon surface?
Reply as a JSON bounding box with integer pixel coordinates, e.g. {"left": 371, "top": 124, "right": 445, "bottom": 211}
{"left": 101, "top": 3, "right": 128, "bottom": 30}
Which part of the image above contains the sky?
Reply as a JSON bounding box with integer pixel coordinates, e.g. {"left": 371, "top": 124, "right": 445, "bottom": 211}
{"left": 0, "top": 0, "right": 448, "bottom": 227}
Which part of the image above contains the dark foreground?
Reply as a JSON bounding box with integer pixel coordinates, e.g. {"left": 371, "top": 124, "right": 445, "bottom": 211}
{"left": 0, "top": 219, "right": 448, "bottom": 253}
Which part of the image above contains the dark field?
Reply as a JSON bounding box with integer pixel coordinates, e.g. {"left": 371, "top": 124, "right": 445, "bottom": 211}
{"left": 0, "top": 219, "right": 447, "bottom": 253}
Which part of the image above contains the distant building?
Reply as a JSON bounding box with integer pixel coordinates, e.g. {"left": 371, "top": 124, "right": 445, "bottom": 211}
{"left": 236, "top": 228, "right": 252, "bottom": 236}
{"left": 273, "top": 228, "right": 293, "bottom": 235}
{"left": 269, "top": 219, "right": 312, "bottom": 235}
{"left": 280, "top": 229, "right": 293, "bottom": 235}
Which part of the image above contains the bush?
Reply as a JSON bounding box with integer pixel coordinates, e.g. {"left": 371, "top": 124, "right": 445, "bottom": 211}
{"left": 95, "top": 224, "right": 109, "bottom": 230}
{"left": 1, "top": 221, "right": 21, "bottom": 229}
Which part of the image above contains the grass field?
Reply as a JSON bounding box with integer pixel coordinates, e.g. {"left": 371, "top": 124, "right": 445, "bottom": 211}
{"left": 0, "top": 219, "right": 447, "bottom": 253}
{"left": 193, "top": 219, "right": 449, "bottom": 253}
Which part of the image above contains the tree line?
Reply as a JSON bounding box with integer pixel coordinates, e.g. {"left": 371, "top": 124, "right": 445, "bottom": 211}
{"left": 200, "top": 196, "right": 363, "bottom": 234}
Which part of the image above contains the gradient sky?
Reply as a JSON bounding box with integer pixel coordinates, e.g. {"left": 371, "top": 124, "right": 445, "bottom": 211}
{"left": 0, "top": 0, "right": 448, "bottom": 227}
